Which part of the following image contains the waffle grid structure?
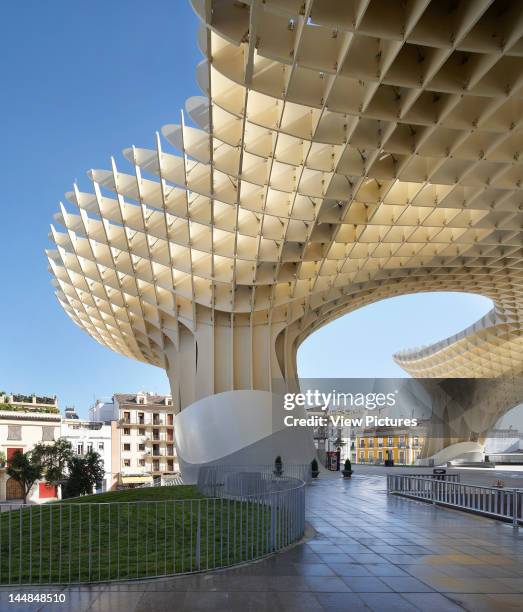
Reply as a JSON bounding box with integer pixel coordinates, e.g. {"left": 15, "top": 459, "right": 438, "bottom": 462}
{"left": 48, "top": 0, "right": 523, "bottom": 414}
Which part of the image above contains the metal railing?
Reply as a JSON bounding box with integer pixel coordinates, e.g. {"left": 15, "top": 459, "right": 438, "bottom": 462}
{"left": 401, "top": 472, "right": 461, "bottom": 482}
{"left": 387, "top": 474, "right": 522, "bottom": 527}
{"left": 197, "top": 464, "right": 311, "bottom": 496}
{"left": 0, "top": 470, "right": 305, "bottom": 585}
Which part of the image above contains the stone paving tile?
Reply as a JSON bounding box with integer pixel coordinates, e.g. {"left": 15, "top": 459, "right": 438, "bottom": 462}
{"left": 265, "top": 575, "right": 311, "bottom": 592}
{"left": 495, "top": 577, "right": 523, "bottom": 591}
{"left": 341, "top": 576, "right": 392, "bottom": 593}
{"left": 449, "top": 592, "right": 523, "bottom": 611}
{"left": 327, "top": 562, "right": 373, "bottom": 576}
{"left": 84, "top": 590, "right": 144, "bottom": 612}
{"left": 381, "top": 553, "right": 425, "bottom": 564}
{"left": 401, "top": 592, "right": 464, "bottom": 611}
{"left": 180, "top": 591, "right": 232, "bottom": 611}
{"left": 435, "top": 565, "right": 483, "bottom": 578}
{"left": 358, "top": 592, "right": 418, "bottom": 611}
{"left": 292, "top": 562, "right": 335, "bottom": 576}
{"left": 364, "top": 564, "right": 410, "bottom": 577}
{"left": 379, "top": 576, "right": 434, "bottom": 593}
{"left": 352, "top": 553, "right": 386, "bottom": 564}
{"left": 274, "top": 591, "right": 323, "bottom": 611}
{"left": 133, "top": 590, "right": 187, "bottom": 612}
{"left": 304, "top": 575, "right": 353, "bottom": 592}
{"left": 367, "top": 545, "right": 402, "bottom": 554}
{"left": 316, "top": 552, "right": 354, "bottom": 563}
{"left": 472, "top": 565, "right": 520, "bottom": 578}
{"left": 315, "top": 592, "right": 369, "bottom": 611}
{"left": 336, "top": 543, "right": 374, "bottom": 554}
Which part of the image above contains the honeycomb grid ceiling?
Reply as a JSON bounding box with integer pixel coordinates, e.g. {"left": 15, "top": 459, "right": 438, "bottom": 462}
{"left": 47, "top": 0, "right": 523, "bottom": 379}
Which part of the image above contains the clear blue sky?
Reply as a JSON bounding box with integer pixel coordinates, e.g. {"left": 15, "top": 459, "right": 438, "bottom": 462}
{"left": 0, "top": 1, "right": 493, "bottom": 418}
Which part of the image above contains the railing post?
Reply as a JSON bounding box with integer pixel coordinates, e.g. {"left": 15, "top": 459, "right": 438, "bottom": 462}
{"left": 513, "top": 489, "right": 519, "bottom": 530}
{"left": 270, "top": 491, "right": 277, "bottom": 552}
{"left": 195, "top": 500, "right": 201, "bottom": 569}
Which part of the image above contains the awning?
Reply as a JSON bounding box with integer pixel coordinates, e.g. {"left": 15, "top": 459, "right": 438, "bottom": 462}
{"left": 119, "top": 475, "right": 153, "bottom": 485}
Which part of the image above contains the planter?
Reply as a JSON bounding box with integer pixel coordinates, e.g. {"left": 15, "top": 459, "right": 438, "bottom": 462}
{"left": 311, "top": 470, "right": 319, "bottom": 479}
{"left": 342, "top": 470, "right": 353, "bottom": 478}
{"left": 273, "top": 469, "right": 283, "bottom": 477}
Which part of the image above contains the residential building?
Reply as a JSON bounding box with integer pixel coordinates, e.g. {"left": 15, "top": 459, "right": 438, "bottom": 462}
{"left": 61, "top": 407, "right": 114, "bottom": 491}
{"left": 0, "top": 392, "right": 61, "bottom": 502}
{"left": 112, "top": 392, "right": 178, "bottom": 487}
{"left": 309, "top": 407, "right": 351, "bottom": 468}
{"left": 353, "top": 427, "right": 426, "bottom": 466}
{"left": 89, "top": 399, "right": 118, "bottom": 423}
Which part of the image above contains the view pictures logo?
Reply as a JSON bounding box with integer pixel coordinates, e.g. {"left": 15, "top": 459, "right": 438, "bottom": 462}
{"left": 283, "top": 389, "right": 398, "bottom": 412}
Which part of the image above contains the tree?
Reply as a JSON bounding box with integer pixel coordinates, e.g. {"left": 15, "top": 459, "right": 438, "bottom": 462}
{"left": 63, "top": 451, "right": 105, "bottom": 499}
{"left": 6, "top": 451, "right": 42, "bottom": 503}
{"left": 32, "top": 438, "right": 73, "bottom": 494}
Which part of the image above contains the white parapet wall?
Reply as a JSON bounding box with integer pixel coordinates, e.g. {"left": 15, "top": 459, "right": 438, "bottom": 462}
{"left": 418, "top": 441, "right": 485, "bottom": 466}
{"left": 174, "top": 390, "right": 315, "bottom": 483}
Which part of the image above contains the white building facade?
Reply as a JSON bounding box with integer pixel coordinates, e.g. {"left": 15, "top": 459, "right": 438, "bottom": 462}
{"left": 61, "top": 411, "right": 113, "bottom": 492}
{"left": 0, "top": 393, "right": 61, "bottom": 503}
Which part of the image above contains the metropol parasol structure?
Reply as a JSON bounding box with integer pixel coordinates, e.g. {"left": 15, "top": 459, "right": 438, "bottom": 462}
{"left": 47, "top": 0, "right": 523, "bottom": 475}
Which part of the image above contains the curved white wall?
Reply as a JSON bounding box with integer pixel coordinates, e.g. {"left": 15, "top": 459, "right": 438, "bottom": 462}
{"left": 174, "top": 390, "right": 315, "bottom": 482}
{"left": 419, "top": 441, "right": 484, "bottom": 466}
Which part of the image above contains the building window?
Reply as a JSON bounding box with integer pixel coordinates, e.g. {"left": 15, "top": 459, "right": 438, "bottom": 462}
{"left": 77, "top": 443, "right": 84, "bottom": 455}
{"left": 123, "top": 411, "right": 130, "bottom": 423}
{"left": 368, "top": 438, "right": 374, "bottom": 448}
{"left": 98, "top": 442, "right": 104, "bottom": 452}
{"left": 138, "top": 412, "right": 144, "bottom": 424}
{"left": 138, "top": 459, "right": 145, "bottom": 467}
{"left": 123, "top": 428, "right": 130, "bottom": 436}
{"left": 138, "top": 443, "right": 145, "bottom": 451}
{"left": 167, "top": 459, "right": 173, "bottom": 471}
{"left": 153, "top": 413, "right": 160, "bottom": 425}
{"left": 153, "top": 429, "right": 159, "bottom": 441}
{"left": 378, "top": 451, "right": 383, "bottom": 462}
{"left": 388, "top": 437, "right": 394, "bottom": 447}
{"left": 86, "top": 442, "right": 93, "bottom": 454}
{"left": 378, "top": 437, "right": 383, "bottom": 447}
{"left": 138, "top": 428, "right": 145, "bottom": 436}
{"left": 124, "top": 459, "right": 131, "bottom": 467}
{"left": 368, "top": 452, "right": 374, "bottom": 463}
{"left": 41, "top": 426, "right": 55, "bottom": 441}
{"left": 359, "top": 452, "right": 364, "bottom": 462}
{"left": 7, "top": 425, "right": 21, "bottom": 441}
{"left": 123, "top": 443, "right": 131, "bottom": 452}
{"left": 167, "top": 444, "right": 174, "bottom": 456}
{"left": 153, "top": 460, "right": 159, "bottom": 471}
{"left": 167, "top": 414, "right": 174, "bottom": 425}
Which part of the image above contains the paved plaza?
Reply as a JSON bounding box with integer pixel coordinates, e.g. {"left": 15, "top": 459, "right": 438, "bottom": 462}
{"left": 1, "top": 472, "right": 523, "bottom": 611}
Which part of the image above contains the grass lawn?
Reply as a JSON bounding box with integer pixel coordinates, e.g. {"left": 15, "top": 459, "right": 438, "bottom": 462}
{"left": 0, "top": 486, "right": 278, "bottom": 584}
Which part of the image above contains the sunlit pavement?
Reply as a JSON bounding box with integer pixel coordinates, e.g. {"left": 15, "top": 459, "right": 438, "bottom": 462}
{"left": 1, "top": 471, "right": 523, "bottom": 611}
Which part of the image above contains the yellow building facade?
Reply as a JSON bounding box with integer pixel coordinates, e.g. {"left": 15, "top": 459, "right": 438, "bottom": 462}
{"left": 353, "top": 430, "right": 425, "bottom": 466}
